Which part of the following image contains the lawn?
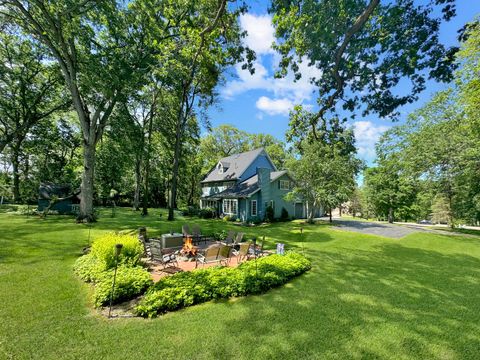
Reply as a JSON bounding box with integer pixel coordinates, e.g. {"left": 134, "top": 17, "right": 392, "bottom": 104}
{"left": 1, "top": 207, "right": 479, "bottom": 359}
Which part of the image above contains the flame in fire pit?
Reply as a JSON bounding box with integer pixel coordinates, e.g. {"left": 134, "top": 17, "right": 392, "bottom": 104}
{"left": 181, "top": 236, "right": 197, "bottom": 257}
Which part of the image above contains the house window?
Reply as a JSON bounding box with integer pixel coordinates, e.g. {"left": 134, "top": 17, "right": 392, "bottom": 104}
{"left": 270, "top": 200, "right": 275, "bottom": 210}
{"left": 251, "top": 200, "right": 257, "bottom": 216}
{"left": 279, "top": 180, "right": 290, "bottom": 190}
{"left": 223, "top": 199, "right": 238, "bottom": 215}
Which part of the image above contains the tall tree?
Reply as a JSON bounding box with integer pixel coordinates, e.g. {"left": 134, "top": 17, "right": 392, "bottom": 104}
{"left": 271, "top": 0, "right": 458, "bottom": 142}
{"left": 0, "top": 31, "right": 67, "bottom": 202}
{"left": 286, "top": 107, "right": 361, "bottom": 223}
{"left": 199, "top": 124, "right": 251, "bottom": 172}
{"left": 248, "top": 133, "right": 291, "bottom": 170}
{"left": 1, "top": 0, "right": 179, "bottom": 221}
{"left": 164, "top": 0, "right": 252, "bottom": 221}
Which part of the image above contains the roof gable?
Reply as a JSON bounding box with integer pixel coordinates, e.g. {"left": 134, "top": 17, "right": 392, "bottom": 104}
{"left": 201, "top": 148, "right": 277, "bottom": 183}
{"left": 203, "top": 170, "right": 290, "bottom": 198}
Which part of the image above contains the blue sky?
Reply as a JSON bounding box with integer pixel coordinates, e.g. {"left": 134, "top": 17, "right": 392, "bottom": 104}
{"left": 207, "top": 1, "right": 480, "bottom": 164}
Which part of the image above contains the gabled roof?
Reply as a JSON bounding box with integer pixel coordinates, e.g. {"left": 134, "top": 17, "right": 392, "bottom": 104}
{"left": 203, "top": 170, "right": 289, "bottom": 199}
{"left": 201, "top": 148, "right": 275, "bottom": 183}
{"left": 38, "top": 182, "right": 80, "bottom": 200}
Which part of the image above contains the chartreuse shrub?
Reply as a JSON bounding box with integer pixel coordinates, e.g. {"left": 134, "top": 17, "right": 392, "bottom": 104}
{"left": 93, "top": 266, "right": 153, "bottom": 307}
{"left": 73, "top": 253, "right": 104, "bottom": 282}
{"left": 135, "top": 252, "right": 311, "bottom": 318}
{"left": 74, "top": 233, "right": 151, "bottom": 307}
{"left": 90, "top": 233, "right": 144, "bottom": 269}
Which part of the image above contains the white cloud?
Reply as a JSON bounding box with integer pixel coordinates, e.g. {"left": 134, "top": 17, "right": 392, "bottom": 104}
{"left": 222, "top": 14, "right": 322, "bottom": 116}
{"left": 239, "top": 14, "right": 275, "bottom": 55}
{"left": 256, "top": 96, "right": 294, "bottom": 116}
{"left": 353, "top": 121, "right": 390, "bottom": 160}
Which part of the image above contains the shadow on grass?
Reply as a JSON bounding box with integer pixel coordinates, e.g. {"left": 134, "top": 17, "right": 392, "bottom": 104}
{"left": 211, "top": 243, "right": 480, "bottom": 359}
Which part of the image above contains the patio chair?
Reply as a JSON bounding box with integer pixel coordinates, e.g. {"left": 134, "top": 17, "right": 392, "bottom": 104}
{"left": 222, "top": 230, "right": 236, "bottom": 245}
{"left": 233, "top": 242, "right": 251, "bottom": 263}
{"left": 250, "top": 236, "right": 267, "bottom": 257}
{"left": 182, "top": 224, "right": 191, "bottom": 237}
{"left": 191, "top": 224, "right": 207, "bottom": 244}
{"left": 234, "top": 232, "right": 244, "bottom": 244}
{"left": 217, "top": 244, "right": 233, "bottom": 266}
{"left": 138, "top": 235, "right": 151, "bottom": 258}
{"left": 150, "top": 240, "right": 178, "bottom": 269}
{"left": 195, "top": 245, "right": 221, "bottom": 268}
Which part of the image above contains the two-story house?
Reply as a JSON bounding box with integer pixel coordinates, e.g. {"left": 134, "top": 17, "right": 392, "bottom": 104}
{"left": 200, "top": 148, "right": 316, "bottom": 221}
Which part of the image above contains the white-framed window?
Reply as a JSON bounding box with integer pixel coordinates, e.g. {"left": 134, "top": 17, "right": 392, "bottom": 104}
{"left": 279, "top": 180, "right": 290, "bottom": 190}
{"left": 251, "top": 200, "right": 257, "bottom": 216}
{"left": 270, "top": 200, "right": 275, "bottom": 210}
{"left": 223, "top": 199, "right": 238, "bottom": 215}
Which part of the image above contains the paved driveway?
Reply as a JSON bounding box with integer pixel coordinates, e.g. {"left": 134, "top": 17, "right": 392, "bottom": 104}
{"left": 331, "top": 219, "right": 426, "bottom": 239}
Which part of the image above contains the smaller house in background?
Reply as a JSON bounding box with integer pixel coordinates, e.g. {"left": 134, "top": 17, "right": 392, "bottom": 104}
{"left": 200, "top": 148, "right": 323, "bottom": 221}
{"left": 38, "top": 183, "right": 80, "bottom": 214}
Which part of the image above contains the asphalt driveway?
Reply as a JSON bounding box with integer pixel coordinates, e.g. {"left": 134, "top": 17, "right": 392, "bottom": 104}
{"left": 331, "top": 219, "right": 426, "bottom": 239}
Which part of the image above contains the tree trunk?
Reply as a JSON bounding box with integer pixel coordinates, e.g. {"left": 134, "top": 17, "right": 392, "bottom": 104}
{"left": 388, "top": 207, "right": 394, "bottom": 223}
{"left": 329, "top": 207, "right": 333, "bottom": 223}
{"left": 133, "top": 155, "right": 142, "bottom": 211}
{"left": 168, "top": 131, "right": 182, "bottom": 221}
{"left": 187, "top": 174, "right": 196, "bottom": 206}
{"left": 447, "top": 190, "right": 454, "bottom": 229}
{"left": 11, "top": 147, "right": 20, "bottom": 204}
{"left": 141, "top": 109, "right": 154, "bottom": 216}
{"left": 79, "top": 141, "right": 96, "bottom": 222}
{"left": 306, "top": 201, "right": 315, "bottom": 223}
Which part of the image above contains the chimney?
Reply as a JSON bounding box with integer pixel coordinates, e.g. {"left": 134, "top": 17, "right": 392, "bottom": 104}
{"left": 257, "top": 167, "right": 271, "bottom": 207}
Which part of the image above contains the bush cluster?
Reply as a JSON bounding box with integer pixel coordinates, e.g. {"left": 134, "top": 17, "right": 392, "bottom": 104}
{"left": 265, "top": 205, "right": 274, "bottom": 222}
{"left": 135, "top": 252, "right": 311, "bottom": 318}
{"left": 249, "top": 216, "right": 262, "bottom": 225}
{"left": 180, "top": 206, "right": 199, "bottom": 217}
{"left": 90, "top": 233, "right": 144, "bottom": 269}
{"left": 74, "top": 233, "right": 151, "bottom": 308}
{"left": 198, "top": 207, "right": 215, "bottom": 219}
{"left": 93, "top": 266, "right": 153, "bottom": 307}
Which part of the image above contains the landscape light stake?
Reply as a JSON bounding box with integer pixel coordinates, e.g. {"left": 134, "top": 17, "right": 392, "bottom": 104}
{"left": 108, "top": 243, "right": 123, "bottom": 318}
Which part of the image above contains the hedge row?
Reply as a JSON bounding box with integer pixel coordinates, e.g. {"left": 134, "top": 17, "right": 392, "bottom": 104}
{"left": 135, "top": 252, "right": 311, "bottom": 318}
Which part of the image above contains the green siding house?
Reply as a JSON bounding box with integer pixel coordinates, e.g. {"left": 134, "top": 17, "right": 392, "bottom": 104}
{"left": 200, "top": 148, "right": 321, "bottom": 221}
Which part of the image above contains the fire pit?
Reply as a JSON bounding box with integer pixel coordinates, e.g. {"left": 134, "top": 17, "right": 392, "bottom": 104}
{"left": 179, "top": 236, "right": 198, "bottom": 260}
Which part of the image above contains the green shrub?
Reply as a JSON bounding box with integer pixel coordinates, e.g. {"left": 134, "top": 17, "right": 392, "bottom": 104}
{"left": 249, "top": 216, "right": 262, "bottom": 225}
{"left": 180, "top": 206, "right": 199, "bottom": 216}
{"left": 90, "top": 233, "right": 143, "bottom": 269}
{"left": 73, "top": 253, "right": 105, "bottom": 282}
{"left": 198, "top": 207, "right": 215, "bottom": 219}
{"left": 135, "top": 252, "right": 311, "bottom": 318}
{"left": 280, "top": 207, "right": 289, "bottom": 221}
{"left": 265, "top": 205, "right": 274, "bottom": 222}
{"left": 93, "top": 266, "right": 153, "bottom": 307}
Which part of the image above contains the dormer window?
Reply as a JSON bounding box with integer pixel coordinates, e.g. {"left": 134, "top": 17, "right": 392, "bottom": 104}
{"left": 217, "top": 161, "right": 230, "bottom": 174}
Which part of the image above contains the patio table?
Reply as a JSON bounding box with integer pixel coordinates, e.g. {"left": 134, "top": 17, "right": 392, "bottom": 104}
{"left": 161, "top": 233, "right": 184, "bottom": 248}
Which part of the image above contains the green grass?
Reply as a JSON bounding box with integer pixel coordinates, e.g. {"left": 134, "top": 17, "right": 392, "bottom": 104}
{"left": 1, "top": 208, "right": 479, "bottom": 359}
